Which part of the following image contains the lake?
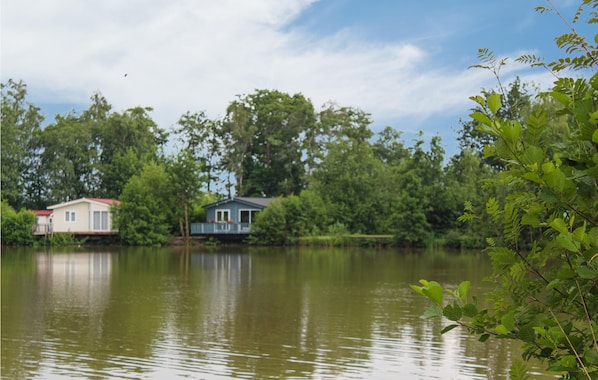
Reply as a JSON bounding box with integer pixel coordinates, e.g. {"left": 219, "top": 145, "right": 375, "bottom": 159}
{"left": 1, "top": 246, "right": 555, "bottom": 379}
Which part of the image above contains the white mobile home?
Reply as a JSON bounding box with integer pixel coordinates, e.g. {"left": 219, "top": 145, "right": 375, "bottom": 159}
{"left": 46, "top": 198, "right": 120, "bottom": 234}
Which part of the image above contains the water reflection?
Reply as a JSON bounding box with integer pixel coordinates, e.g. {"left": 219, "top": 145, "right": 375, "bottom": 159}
{"left": 1, "top": 248, "right": 556, "bottom": 379}
{"left": 35, "top": 252, "right": 112, "bottom": 311}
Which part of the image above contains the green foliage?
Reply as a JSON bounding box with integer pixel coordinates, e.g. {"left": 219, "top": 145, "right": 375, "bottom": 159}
{"left": 249, "top": 198, "right": 287, "bottom": 245}
{"left": 0, "top": 201, "right": 36, "bottom": 246}
{"left": 222, "top": 89, "right": 316, "bottom": 197}
{"left": 166, "top": 149, "right": 205, "bottom": 239}
{"left": 413, "top": 2, "right": 598, "bottom": 378}
{"left": 48, "top": 233, "right": 83, "bottom": 246}
{"left": 115, "top": 162, "right": 175, "bottom": 245}
{"left": 1, "top": 79, "right": 44, "bottom": 209}
{"left": 250, "top": 190, "right": 329, "bottom": 245}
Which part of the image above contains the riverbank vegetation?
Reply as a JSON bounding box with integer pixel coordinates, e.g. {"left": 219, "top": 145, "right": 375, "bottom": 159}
{"left": 0, "top": 74, "right": 544, "bottom": 247}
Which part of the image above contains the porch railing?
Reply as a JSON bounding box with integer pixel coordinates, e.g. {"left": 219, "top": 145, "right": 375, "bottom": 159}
{"left": 190, "top": 222, "right": 252, "bottom": 235}
{"left": 32, "top": 224, "right": 52, "bottom": 235}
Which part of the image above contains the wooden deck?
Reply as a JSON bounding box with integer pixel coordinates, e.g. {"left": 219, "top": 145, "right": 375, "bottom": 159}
{"left": 32, "top": 224, "right": 117, "bottom": 236}
{"left": 190, "top": 222, "right": 252, "bottom": 235}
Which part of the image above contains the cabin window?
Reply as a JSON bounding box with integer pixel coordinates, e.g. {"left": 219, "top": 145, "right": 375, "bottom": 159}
{"left": 216, "top": 209, "right": 230, "bottom": 222}
{"left": 93, "top": 211, "right": 109, "bottom": 230}
{"left": 240, "top": 210, "right": 260, "bottom": 223}
{"left": 65, "top": 211, "right": 76, "bottom": 222}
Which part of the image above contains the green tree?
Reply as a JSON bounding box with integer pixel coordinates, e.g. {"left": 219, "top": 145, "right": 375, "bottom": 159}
{"left": 220, "top": 99, "right": 257, "bottom": 196}
{"left": 175, "top": 111, "right": 221, "bottom": 192}
{"left": 115, "top": 162, "right": 174, "bottom": 245}
{"left": 311, "top": 138, "right": 387, "bottom": 234}
{"left": 387, "top": 171, "right": 430, "bottom": 247}
{"left": 250, "top": 190, "right": 328, "bottom": 244}
{"left": 39, "top": 114, "right": 97, "bottom": 203}
{"left": 372, "top": 126, "right": 409, "bottom": 166}
{"left": 165, "top": 149, "right": 205, "bottom": 242}
{"left": 1, "top": 79, "right": 44, "bottom": 209}
{"left": 93, "top": 105, "right": 168, "bottom": 197}
{"left": 249, "top": 198, "right": 287, "bottom": 245}
{"left": 443, "top": 149, "right": 499, "bottom": 248}
{"left": 0, "top": 201, "right": 36, "bottom": 246}
{"left": 413, "top": 2, "right": 598, "bottom": 377}
{"left": 222, "top": 89, "right": 316, "bottom": 197}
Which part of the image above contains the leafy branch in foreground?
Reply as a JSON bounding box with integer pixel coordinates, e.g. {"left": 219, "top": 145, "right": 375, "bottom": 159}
{"left": 413, "top": 1, "right": 598, "bottom": 379}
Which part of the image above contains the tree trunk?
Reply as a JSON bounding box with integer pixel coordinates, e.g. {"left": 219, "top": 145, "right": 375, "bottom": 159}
{"left": 183, "top": 199, "right": 190, "bottom": 244}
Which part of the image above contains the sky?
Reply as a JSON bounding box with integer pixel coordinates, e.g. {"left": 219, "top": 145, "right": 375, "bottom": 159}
{"left": 1, "top": 0, "right": 589, "bottom": 157}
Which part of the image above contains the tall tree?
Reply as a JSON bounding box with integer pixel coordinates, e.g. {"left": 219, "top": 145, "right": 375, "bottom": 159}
{"left": 175, "top": 111, "right": 221, "bottom": 192}
{"left": 115, "top": 162, "right": 175, "bottom": 245}
{"left": 39, "top": 114, "right": 97, "bottom": 203}
{"left": 220, "top": 99, "right": 256, "bottom": 196}
{"left": 311, "top": 138, "right": 387, "bottom": 233}
{"left": 94, "top": 105, "right": 168, "bottom": 197}
{"left": 222, "top": 89, "right": 316, "bottom": 197}
{"left": 165, "top": 149, "right": 205, "bottom": 242}
{"left": 0, "top": 79, "right": 44, "bottom": 209}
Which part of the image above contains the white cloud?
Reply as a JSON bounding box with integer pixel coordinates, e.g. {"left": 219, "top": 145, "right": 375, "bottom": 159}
{"left": 2, "top": 0, "right": 542, "bottom": 136}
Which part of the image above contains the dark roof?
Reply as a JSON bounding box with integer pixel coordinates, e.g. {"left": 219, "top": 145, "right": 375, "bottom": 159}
{"left": 203, "top": 197, "right": 275, "bottom": 209}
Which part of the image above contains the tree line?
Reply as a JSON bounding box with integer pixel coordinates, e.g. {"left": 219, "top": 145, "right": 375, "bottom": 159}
{"left": 0, "top": 74, "right": 568, "bottom": 246}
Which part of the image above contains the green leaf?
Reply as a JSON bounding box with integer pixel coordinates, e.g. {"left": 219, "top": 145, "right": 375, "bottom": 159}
{"left": 479, "top": 333, "right": 490, "bottom": 342}
{"left": 443, "top": 303, "right": 463, "bottom": 322}
{"left": 547, "top": 355, "right": 577, "bottom": 372}
{"left": 556, "top": 234, "right": 579, "bottom": 252}
{"left": 501, "top": 311, "right": 515, "bottom": 331}
{"left": 509, "top": 359, "right": 531, "bottom": 380}
{"left": 441, "top": 324, "right": 460, "bottom": 334}
{"left": 592, "top": 129, "right": 598, "bottom": 143}
{"left": 409, "top": 284, "right": 425, "bottom": 297}
{"left": 462, "top": 303, "right": 478, "bottom": 317}
{"left": 550, "top": 218, "right": 569, "bottom": 234}
{"left": 457, "top": 281, "right": 470, "bottom": 301}
{"left": 487, "top": 93, "right": 502, "bottom": 114}
{"left": 470, "top": 111, "right": 493, "bottom": 126}
{"left": 495, "top": 324, "right": 509, "bottom": 335}
{"left": 576, "top": 265, "right": 598, "bottom": 279}
{"left": 544, "top": 168, "right": 567, "bottom": 193}
{"left": 422, "top": 305, "right": 443, "bottom": 319}
{"left": 522, "top": 213, "right": 541, "bottom": 227}
{"left": 518, "top": 325, "right": 536, "bottom": 343}
{"left": 521, "top": 146, "right": 545, "bottom": 167}
{"left": 469, "top": 95, "right": 486, "bottom": 107}
{"left": 584, "top": 349, "right": 598, "bottom": 366}
{"left": 422, "top": 281, "right": 443, "bottom": 305}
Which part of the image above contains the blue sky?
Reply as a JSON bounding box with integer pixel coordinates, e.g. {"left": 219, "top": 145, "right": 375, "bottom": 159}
{"left": 1, "top": 0, "right": 588, "bottom": 157}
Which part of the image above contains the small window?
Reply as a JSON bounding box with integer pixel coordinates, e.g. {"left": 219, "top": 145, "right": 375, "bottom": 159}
{"left": 216, "top": 209, "right": 230, "bottom": 222}
{"left": 240, "top": 210, "right": 250, "bottom": 223}
{"left": 240, "top": 210, "right": 261, "bottom": 223}
{"left": 65, "top": 211, "right": 76, "bottom": 222}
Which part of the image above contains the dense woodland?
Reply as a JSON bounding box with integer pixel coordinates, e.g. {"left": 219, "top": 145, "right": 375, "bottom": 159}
{"left": 0, "top": 76, "right": 567, "bottom": 247}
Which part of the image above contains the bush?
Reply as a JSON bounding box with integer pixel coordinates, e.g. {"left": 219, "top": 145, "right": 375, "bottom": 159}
{"left": 1, "top": 201, "right": 36, "bottom": 246}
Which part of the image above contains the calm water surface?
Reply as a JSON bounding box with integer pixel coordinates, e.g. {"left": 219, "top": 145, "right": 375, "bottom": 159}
{"left": 2, "top": 247, "right": 555, "bottom": 379}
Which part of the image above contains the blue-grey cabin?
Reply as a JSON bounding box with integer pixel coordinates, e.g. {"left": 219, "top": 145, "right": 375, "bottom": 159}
{"left": 190, "top": 197, "right": 275, "bottom": 236}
